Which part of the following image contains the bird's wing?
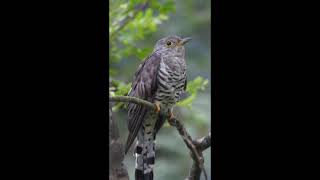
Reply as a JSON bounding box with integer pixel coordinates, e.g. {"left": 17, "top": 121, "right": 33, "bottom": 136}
{"left": 125, "top": 53, "right": 162, "bottom": 154}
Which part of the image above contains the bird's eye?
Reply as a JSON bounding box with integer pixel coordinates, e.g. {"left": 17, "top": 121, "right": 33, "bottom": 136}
{"left": 166, "top": 41, "right": 172, "bottom": 46}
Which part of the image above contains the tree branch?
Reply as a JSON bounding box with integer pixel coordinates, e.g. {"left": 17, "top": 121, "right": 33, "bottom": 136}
{"left": 188, "top": 132, "right": 211, "bottom": 180}
{"left": 109, "top": 103, "right": 129, "bottom": 180}
{"left": 167, "top": 118, "right": 209, "bottom": 180}
{"left": 109, "top": 96, "right": 156, "bottom": 110}
{"left": 109, "top": 95, "right": 211, "bottom": 180}
{"left": 194, "top": 132, "right": 211, "bottom": 151}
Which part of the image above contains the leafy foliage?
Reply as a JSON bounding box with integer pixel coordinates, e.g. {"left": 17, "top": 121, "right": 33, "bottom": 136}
{"left": 109, "top": 79, "right": 131, "bottom": 112}
{"left": 110, "top": 79, "right": 131, "bottom": 97}
{"left": 110, "top": 0, "right": 175, "bottom": 76}
{"left": 177, "top": 76, "right": 208, "bottom": 108}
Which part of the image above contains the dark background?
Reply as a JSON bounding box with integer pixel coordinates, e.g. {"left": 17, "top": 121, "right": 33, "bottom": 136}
{"left": 2, "top": 0, "right": 318, "bottom": 179}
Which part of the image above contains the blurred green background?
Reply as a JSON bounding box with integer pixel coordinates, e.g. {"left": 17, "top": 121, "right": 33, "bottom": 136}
{"left": 109, "top": 0, "right": 211, "bottom": 179}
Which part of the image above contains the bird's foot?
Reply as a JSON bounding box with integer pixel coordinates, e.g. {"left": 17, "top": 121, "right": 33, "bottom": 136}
{"left": 154, "top": 102, "right": 161, "bottom": 113}
{"left": 169, "top": 111, "right": 175, "bottom": 120}
{"left": 168, "top": 111, "right": 176, "bottom": 126}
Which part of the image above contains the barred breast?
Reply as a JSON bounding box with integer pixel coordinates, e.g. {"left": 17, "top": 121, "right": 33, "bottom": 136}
{"left": 154, "top": 55, "right": 186, "bottom": 107}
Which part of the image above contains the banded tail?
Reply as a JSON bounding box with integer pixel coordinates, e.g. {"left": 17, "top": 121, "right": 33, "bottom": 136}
{"left": 134, "top": 129, "right": 156, "bottom": 180}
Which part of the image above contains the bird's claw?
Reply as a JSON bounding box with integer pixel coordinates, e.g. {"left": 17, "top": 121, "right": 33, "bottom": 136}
{"left": 168, "top": 111, "right": 176, "bottom": 126}
{"left": 169, "top": 112, "right": 175, "bottom": 120}
{"left": 155, "top": 102, "right": 161, "bottom": 113}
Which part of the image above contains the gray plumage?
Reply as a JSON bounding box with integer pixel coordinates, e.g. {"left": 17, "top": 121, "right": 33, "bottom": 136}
{"left": 125, "top": 35, "right": 191, "bottom": 180}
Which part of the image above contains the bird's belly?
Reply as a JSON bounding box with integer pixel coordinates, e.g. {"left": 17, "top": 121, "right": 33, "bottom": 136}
{"left": 154, "top": 62, "right": 185, "bottom": 107}
{"left": 154, "top": 81, "right": 183, "bottom": 107}
{"left": 141, "top": 111, "right": 158, "bottom": 139}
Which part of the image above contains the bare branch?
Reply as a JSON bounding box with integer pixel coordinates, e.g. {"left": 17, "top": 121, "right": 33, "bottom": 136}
{"left": 193, "top": 132, "right": 211, "bottom": 151}
{"left": 109, "top": 96, "right": 156, "bottom": 110}
{"left": 188, "top": 132, "right": 211, "bottom": 180}
{"left": 168, "top": 118, "right": 208, "bottom": 180}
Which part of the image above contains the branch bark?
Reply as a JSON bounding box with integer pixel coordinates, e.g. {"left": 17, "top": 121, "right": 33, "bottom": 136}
{"left": 188, "top": 132, "right": 211, "bottom": 180}
{"left": 109, "top": 103, "right": 129, "bottom": 180}
{"left": 109, "top": 96, "right": 156, "bottom": 110}
{"left": 167, "top": 118, "right": 209, "bottom": 180}
{"left": 109, "top": 96, "right": 211, "bottom": 180}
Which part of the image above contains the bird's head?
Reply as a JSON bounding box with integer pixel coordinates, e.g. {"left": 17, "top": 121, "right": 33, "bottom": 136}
{"left": 153, "top": 35, "right": 192, "bottom": 56}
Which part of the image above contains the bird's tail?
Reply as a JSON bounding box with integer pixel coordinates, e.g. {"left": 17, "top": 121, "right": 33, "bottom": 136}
{"left": 134, "top": 130, "right": 155, "bottom": 180}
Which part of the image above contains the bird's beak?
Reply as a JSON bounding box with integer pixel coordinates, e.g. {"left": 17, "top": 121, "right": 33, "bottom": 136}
{"left": 180, "top": 37, "right": 192, "bottom": 45}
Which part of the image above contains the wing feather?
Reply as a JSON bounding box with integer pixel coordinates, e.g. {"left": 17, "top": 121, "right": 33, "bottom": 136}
{"left": 125, "top": 53, "right": 161, "bottom": 154}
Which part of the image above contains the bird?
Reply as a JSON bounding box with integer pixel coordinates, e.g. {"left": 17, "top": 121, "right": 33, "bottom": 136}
{"left": 125, "top": 35, "right": 191, "bottom": 180}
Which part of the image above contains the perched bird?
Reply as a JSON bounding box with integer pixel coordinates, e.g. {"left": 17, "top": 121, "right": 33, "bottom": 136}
{"left": 125, "top": 35, "right": 191, "bottom": 180}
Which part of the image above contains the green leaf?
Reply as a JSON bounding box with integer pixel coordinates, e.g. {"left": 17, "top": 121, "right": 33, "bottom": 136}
{"left": 177, "top": 76, "right": 208, "bottom": 108}
{"left": 159, "top": 0, "right": 176, "bottom": 14}
{"left": 109, "top": 69, "right": 117, "bottom": 76}
{"left": 136, "top": 47, "right": 152, "bottom": 59}
{"left": 109, "top": 91, "right": 115, "bottom": 97}
{"left": 119, "top": 3, "right": 128, "bottom": 10}
{"left": 186, "top": 76, "right": 208, "bottom": 94}
{"left": 115, "top": 82, "right": 132, "bottom": 96}
{"left": 177, "top": 94, "right": 195, "bottom": 108}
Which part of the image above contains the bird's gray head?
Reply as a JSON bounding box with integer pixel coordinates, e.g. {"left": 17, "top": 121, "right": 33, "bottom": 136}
{"left": 153, "top": 35, "right": 192, "bottom": 57}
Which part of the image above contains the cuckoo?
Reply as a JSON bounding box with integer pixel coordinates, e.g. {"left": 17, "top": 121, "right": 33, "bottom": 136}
{"left": 125, "top": 35, "right": 191, "bottom": 180}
